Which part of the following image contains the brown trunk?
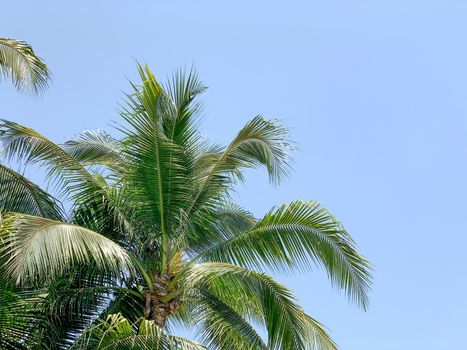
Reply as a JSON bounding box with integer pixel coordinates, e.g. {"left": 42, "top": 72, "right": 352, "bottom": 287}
{"left": 144, "top": 275, "right": 180, "bottom": 327}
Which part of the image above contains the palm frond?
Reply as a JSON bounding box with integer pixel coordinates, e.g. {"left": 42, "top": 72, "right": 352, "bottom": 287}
{"left": 0, "top": 164, "right": 64, "bottom": 219}
{"left": 186, "top": 202, "right": 256, "bottom": 256}
{"left": 0, "top": 38, "right": 50, "bottom": 94}
{"left": 196, "top": 200, "right": 372, "bottom": 309}
{"left": 72, "top": 187, "right": 140, "bottom": 252}
{"left": 163, "top": 67, "right": 206, "bottom": 147}
{"left": 119, "top": 64, "right": 193, "bottom": 273}
{"left": 72, "top": 313, "right": 207, "bottom": 350}
{"left": 185, "top": 262, "right": 336, "bottom": 350}
{"left": 0, "top": 119, "right": 103, "bottom": 199}
{"left": 0, "top": 276, "right": 40, "bottom": 349}
{"left": 36, "top": 265, "right": 139, "bottom": 349}
{"left": 196, "top": 290, "right": 267, "bottom": 350}
{"left": 0, "top": 213, "right": 133, "bottom": 285}
{"left": 303, "top": 314, "right": 339, "bottom": 350}
{"left": 63, "top": 129, "right": 125, "bottom": 173}
{"left": 187, "top": 116, "right": 293, "bottom": 218}
{"left": 0, "top": 121, "right": 137, "bottom": 240}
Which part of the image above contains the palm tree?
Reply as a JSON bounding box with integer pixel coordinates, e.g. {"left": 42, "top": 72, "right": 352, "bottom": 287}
{"left": 0, "top": 38, "right": 50, "bottom": 94}
{"left": 0, "top": 65, "right": 372, "bottom": 349}
{"left": 0, "top": 37, "right": 52, "bottom": 349}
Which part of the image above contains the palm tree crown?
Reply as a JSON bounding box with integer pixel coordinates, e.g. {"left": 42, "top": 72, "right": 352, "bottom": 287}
{"left": 0, "top": 64, "right": 372, "bottom": 349}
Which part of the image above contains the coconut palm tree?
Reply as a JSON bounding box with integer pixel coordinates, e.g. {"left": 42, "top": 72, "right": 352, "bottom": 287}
{"left": 0, "top": 37, "right": 52, "bottom": 349}
{"left": 0, "top": 65, "right": 372, "bottom": 349}
{"left": 0, "top": 38, "right": 50, "bottom": 94}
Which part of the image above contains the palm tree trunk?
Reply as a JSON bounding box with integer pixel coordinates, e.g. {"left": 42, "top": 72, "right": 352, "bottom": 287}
{"left": 144, "top": 275, "right": 179, "bottom": 327}
{"left": 145, "top": 292, "right": 168, "bottom": 327}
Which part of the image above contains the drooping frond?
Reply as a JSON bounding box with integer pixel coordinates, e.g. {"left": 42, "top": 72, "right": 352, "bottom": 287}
{"left": 0, "top": 38, "right": 50, "bottom": 94}
{"left": 72, "top": 184, "right": 140, "bottom": 249}
{"left": 0, "top": 164, "right": 64, "bottom": 219}
{"left": 187, "top": 116, "right": 293, "bottom": 217}
{"left": 63, "top": 129, "right": 125, "bottom": 174}
{"left": 185, "top": 202, "right": 256, "bottom": 256}
{"left": 35, "top": 265, "right": 144, "bottom": 347}
{"left": 196, "top": 200, "right": 372, "bottom": 309}
{"left": 196, "top": 290, "right": 267, "bottom": 350}
{"left": 0, "top": 119, "right": 104, "bottom": 199}
{"left": 185, "top": 262, "right": 337, "bottom": 350}
{"left": 72, "top": 313, "right": 207, "bottom": 350}
{"left": 0, "top": 213, "right": 133, "bottom": 285}
{"left": 0, "top": 121, "right": 136, "bottom": 239}
{"left": 302, "top": 314, "right": 339, "bottom": 350}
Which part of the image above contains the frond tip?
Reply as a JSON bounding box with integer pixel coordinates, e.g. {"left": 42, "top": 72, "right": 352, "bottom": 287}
{"left": 0, "top": 38, "right": 50, "bottom": 94}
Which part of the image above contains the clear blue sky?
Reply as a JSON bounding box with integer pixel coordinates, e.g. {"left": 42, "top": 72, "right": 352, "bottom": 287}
{"left": 3, "top": 1, "right": 467, "bottom": 348}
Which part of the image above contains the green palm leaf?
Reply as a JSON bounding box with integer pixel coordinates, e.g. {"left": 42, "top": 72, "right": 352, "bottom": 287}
{"left": 0, "top": 38, "right": 50, "bottom": 94}
{"left": 0, "top": 213, "right": 133, "bottom": 285}
{"left": 196, "top": 290, "right": 267, "bottom": 350}
{"left": 163, "top": 67, "right": 206, "bottom": 147}
{"left": 0, "top": 119, "right": 103, "bottom": 199}
{"left": 196, "top": 200, "right": 372, "bottom": 309}
{"left": 0, "top": 120, "right": 136, "bottom": 238}
{"left": 63, "top": 129, "right": 125, "bottom": 173}
{"left": 185, "top": 262, "right": 337, "bottom": 350}
{"left": 187, "top": 116, "right": 293, "bottom": 217}
{"left": 38, "top": 267, "right": 143, "bottom": 349}
{"left": 120, "top": 64, "right": 192, "bottom": 273}
{"left": 72, "top": 313, "right": 207, "bottom": 350}
{"left": 0, "top": 277, "right": 38, "bottom": 349}
{"left": 0, "top": 164, "right": 64, "bottom": 219}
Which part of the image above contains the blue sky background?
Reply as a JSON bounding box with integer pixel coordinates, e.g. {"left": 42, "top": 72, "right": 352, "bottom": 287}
{"left": 2, "top": 1, "right": 467, "bottom": 348}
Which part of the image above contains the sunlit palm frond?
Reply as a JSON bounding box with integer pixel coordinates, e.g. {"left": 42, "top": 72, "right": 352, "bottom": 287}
{"left": 0, "top": 121, "right": 136, "bottom": 238}
{"left": 0, "top": 164, "right": 64, "bottom": 219}
{"left": 0, "top": 38, "right": 50, "bottom": 94}
{"left": 187, "top": 116, "right": 293, "bottom": 217}
{"left": 303, "top": 314, "right": 339, "bottom": 350}
{"left": 119, "top": 65, "right": 193, "bottom": 273}
{"left": 63, "top": 129, "right": 125, "bottom": 174}
{"left": 196, "top": 200, "right": 372, "bottom": 309}
{"left": 72, "top": 313, "right": 207, "bottom": 350}
{"left": 185, "top": 262, "right": 336, "bottom": 350}
{"left": 0, "top": 119, "right": 102, "bottom": 199}
{"left": 0, "top": 213, "right": 133, "bottom": 285}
